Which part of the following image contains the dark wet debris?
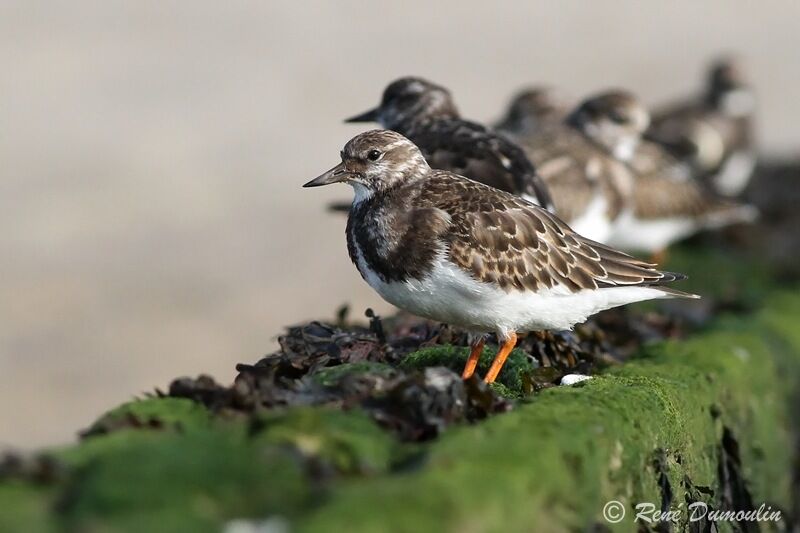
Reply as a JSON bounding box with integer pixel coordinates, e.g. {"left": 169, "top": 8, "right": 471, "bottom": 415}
{"left": 80, "top": 410, "right": 168, "bottom": 439}
{"left": 362, "top": 369, "right": 511, "bottom": 441}
{"left": 167, "top": 341, "right": 510, "bottom": 442}
{"left": 0, "top": 452, "right": 63, "bottom": 484}
{"left": 162, "top": 306, "right": 686, "bottom": 442}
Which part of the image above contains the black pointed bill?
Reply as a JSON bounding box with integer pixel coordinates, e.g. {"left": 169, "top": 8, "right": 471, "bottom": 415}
{"left": 344, "top": 108, "right": 379, "bottom": 123}
{"left": 303, "top": 162, "right": 351, "bottom": 188}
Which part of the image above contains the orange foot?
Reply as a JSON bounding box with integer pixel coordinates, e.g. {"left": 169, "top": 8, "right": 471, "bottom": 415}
{"left": 461, "top": 338, "right": 485, "bottom": 379}
{"left": 484, "top": 332, "right": 518, "bottom": 383}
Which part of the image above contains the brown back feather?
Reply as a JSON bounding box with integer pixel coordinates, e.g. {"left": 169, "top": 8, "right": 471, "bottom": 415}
{"left": 415, "top": 172, "right": 678, "bottom": 293}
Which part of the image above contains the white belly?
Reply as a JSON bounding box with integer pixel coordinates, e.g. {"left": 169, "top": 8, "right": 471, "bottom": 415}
{"left": 354, "top": 245, "right": 676, "bottom": 337}
{"left": 712, "top": 151, "right": 756, "bottom": 196}
{"left": 607, "top": 210, "right": 697, "bottom": 253}
{"left": 565, "top": 194, "right": 613, "bottom": 244}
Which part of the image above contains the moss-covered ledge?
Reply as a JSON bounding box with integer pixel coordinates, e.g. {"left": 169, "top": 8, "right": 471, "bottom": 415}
{"left": 296, "top": 292, "right": 800, "bottom": 532}
{"left": 2, "top": 292, "right": 799, "bottom": 532}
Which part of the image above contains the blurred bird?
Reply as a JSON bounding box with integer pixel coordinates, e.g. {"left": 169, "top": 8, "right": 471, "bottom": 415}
{"left": 569, "top": 90, "right": 758, "bottom": 259}
{"left": 343, "top": 76, "right": 554, "bottom": 211}
{"left": 494, "top": 86, "right": 570, "bottom": 138}
{"left": 304, "top": 130, "right": 698, "bottom": 383}
{"left": 496, "top": 86, "right": 685, "bottom": 184}
{"left": 647, "top": 57, "right": 756, "bottom": 196}
{"left": 502, "top": 90, "right": 640, "bottom": 243}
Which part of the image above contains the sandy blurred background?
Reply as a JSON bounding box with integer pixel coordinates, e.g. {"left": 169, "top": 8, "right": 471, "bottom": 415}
{"left": 1, "top": 1, "right": 799, "bottom": 449}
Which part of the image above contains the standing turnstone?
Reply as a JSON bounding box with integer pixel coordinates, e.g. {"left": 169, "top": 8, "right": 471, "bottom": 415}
{"left": 304, "top": 130, "right": 698, "bottom": 383}
{"left": 344, "top": 76, "right": 554, "bottom": 211}
{"left": 647, "top": 57, "right": 756, "bottom": 196}
{"left": 568, "top": 90, "right": 757, "bottom": 256}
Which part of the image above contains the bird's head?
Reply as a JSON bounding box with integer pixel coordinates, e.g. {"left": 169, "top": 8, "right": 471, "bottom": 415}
{"left": 706, "top": 57, "right": 753, "bottom": 117}
{"left": 345, "top": 77, "right": 459, "bottom": 130}
{"left": 566, "top": 90, "right": 650, "bottom": 161}
{"left": 303, "top": 130, "right": 430, "bottom": 202}
{"left": 497, "top": 86, "right": 568, "bottom": 134}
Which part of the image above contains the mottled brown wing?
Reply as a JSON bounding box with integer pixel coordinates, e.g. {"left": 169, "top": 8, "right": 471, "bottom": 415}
{"left": 632, "top": 171, "right": 724, "bottom": 220}
{"left": 410, "top": 119, "right": 515, "bottom": 191}
{"left": 420, "top": 173, "right": 679, "bottom": 294}
{"left": 630, "top": 140, "right": 693, "bottom": 181}
{"left": 519, "top": 123, "right": 585, "bottom": 168}
{"left": 407, "top": 118, "right": 554, "bottom": 210}
{"left": 534, "top": 156, "right": 595, "bottom": 222}
{"left": 624, "top": 136, "right": 752, "bottom": 221}
{"left": 521, "top": 127, "right": 630, "bottom": 223}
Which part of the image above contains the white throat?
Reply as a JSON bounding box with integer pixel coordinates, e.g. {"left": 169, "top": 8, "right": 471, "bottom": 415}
{"left": 613, "top": 137, "right": 638, "bottom": 161}
{"left": 351, "top": 182, "right": 374, "bottom": 205}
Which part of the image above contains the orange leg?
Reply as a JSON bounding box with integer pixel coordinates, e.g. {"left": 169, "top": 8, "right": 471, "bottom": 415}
{"left": 484, "top": 332, "right": 518, "bottom": 384}
{"left": 461, "top": 338, "right": 485, "bottom": 379}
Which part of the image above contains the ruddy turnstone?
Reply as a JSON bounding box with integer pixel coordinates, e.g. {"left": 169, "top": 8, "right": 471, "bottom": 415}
{"left": 304, "top": 130, "right": 698, "bottom": 383}
{"left": 568, "top": 91, "right": 757, "bottom": 256}
{"left": 647, "top": 58, "right": 756, "bottom": 196}
{"left": 344, "top": 76, "right": 554, "bottom": 211}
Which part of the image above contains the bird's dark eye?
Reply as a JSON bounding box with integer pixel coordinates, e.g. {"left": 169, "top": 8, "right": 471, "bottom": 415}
{"left": 608, "top": 111, "right": 627, "bottom": 124}
{"left": 367, "top": 150, "right": 381, "bottom": 161}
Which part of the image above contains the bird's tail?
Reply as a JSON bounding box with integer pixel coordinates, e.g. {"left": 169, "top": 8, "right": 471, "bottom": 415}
{"left": 701, "top": 201, "right": 758, "bottom": 229}
{"left": 643, "top": 270, "right": 701, "bottom": 299}
{"left": 654, "top": 286, "right": 701, "bottom": 299}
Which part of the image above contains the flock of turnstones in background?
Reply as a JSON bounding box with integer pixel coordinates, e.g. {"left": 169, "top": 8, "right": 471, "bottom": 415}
{"left": 304, "top": 58, "right": 756, "bottom": 383}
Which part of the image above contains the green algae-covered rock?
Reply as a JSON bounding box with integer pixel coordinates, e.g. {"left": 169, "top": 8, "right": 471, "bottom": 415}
{"left": 400, "top": 345, "right": 533, "bottom": 395}
{"left": 297, "top": 296, "right": 800, "bottom": 532}
{"left": 1, "top": 258, "right": 798, "bottom": 532}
